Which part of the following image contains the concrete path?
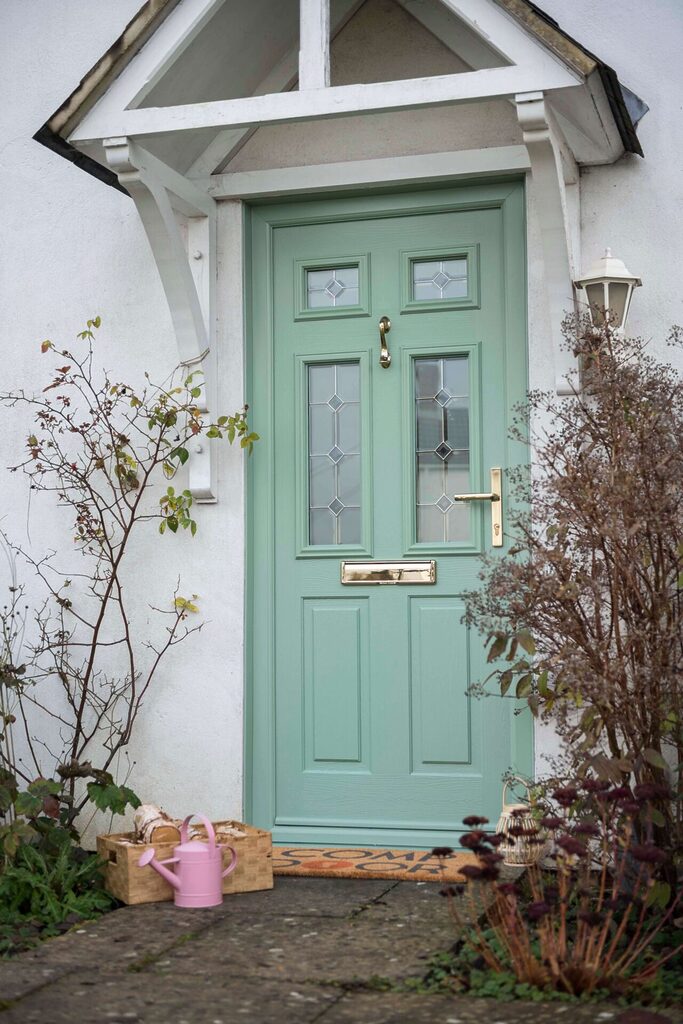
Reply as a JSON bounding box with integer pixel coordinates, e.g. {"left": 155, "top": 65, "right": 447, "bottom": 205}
{"left": 0, "top": 878, "right": 680, "bottom": 1024}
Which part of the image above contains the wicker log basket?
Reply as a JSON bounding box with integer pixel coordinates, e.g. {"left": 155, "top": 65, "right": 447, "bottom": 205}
{"left": 496, "top": 776, "right": 548, "bottom": 867}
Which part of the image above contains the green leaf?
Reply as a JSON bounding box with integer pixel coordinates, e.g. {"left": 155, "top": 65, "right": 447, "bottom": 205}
{"left": 646, "top": 881, "right": 671, "bottom": 909}
{"left": 643, "top": 748, "right": 667, "bottom": 770}
{"left": 537, "top": 670, "right": 550, "bottom": 697}
{"left": 516, "top": 629, "right": 536, "bottom": 655}
{"left": 487, "top": 635, "right": 507, "bottom": 663}
{"left": 650, "top": 808, "right": 666, "bottom": 827}
{"left": 86, "top": 782, "right": 140, "bottom": 816}
{"left": 499, "top": 670, "right": 513, "bottom": 696}
{"left": 515, "top": 674, "right": 533, "bottom": 698}
{"left": 172, "top": 447, "right": 189, "bottom": 466}
{"left": 14, "top": 791, "right": 42, "bottom": 818}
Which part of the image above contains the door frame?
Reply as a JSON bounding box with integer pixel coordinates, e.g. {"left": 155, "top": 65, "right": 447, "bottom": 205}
{"left": 244, "top": 180, "right": 532, "bottom": 841}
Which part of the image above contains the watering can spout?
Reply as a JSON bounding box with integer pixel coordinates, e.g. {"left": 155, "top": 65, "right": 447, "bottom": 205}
{"left": 138, "top": 848, "right": 181, "bottom": 889}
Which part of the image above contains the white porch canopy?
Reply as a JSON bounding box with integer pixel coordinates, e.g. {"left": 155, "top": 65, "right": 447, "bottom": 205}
{"left": 35, "top": 0, "right": 646, "bottom": 499}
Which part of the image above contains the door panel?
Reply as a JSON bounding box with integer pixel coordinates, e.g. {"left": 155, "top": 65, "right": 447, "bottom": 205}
{"left": 409, "top": 597, "right": 471, "bottom": 771}
{"left": 248, "top": 184, "right": 531, "bottom": 848}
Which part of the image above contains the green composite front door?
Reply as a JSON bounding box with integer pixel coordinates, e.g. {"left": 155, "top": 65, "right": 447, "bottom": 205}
{"left": 248, "top": 183, "right": 531, "bottom": 848}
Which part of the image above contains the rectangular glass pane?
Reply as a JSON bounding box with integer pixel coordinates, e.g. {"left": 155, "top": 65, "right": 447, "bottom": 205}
{"left": 309, "top": 362, "right": 361, "bottom": 545}
{"left": 412, "top": 258, "right": 468, "bottom": 302}
{"left": 414, "top": 355, "right": 471, "bottom": 544}
{"left": 306, "top": 266, "right": 359, "bottom": 309}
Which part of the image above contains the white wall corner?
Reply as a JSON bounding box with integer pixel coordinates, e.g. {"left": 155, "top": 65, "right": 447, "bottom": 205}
{"left": 516, "top": 91, "right": 580, "bottom": 395}
{"left": 102, "top": 137, "right": 218, "bottom": 500}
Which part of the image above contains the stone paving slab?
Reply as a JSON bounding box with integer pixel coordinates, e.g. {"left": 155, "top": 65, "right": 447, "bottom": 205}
{"left": 1, "top": 878, "right": 681, "bottom": 1024}
{"left": 0, "top": 962, "right": 70, "bottom": 1003}
{"left": 0, "top": 973, "right": 340, "bottom": 1024}
{"left": 227, "top": 876, "right": 396, "bottom": 918}
{"left": 145, "top": 910, "right": 453, "bottom": 984}
{"left": 11, "top": 904, "right": 221, "bottom": 971}
{"left": 321, "top": 993, "right": 683, "bottom": 1024}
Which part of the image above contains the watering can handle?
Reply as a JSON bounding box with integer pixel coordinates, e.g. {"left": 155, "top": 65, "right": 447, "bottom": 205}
{"left": 221, "top": 845, "right": 238, "bottom": 879}
{"left": 180, "top": 813, "right": 217, "bottom": 850}
{"left": 501, "top": 776, "right": 532, "bottom": 811}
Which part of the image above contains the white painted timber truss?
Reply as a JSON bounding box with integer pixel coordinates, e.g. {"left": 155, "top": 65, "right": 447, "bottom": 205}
{"left": 103, "top": 137, "right": 218, "bottom": 500}
{"left": 85, "top": 0, "right": 618, "bottom": 495}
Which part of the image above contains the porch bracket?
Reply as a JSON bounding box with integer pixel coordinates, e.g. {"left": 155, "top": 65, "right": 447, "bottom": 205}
{"left": 103, "top": 137, "right": 218, "bottom": 501}
{"left": 516, "top": 91, "right": 580, "bottom": 395}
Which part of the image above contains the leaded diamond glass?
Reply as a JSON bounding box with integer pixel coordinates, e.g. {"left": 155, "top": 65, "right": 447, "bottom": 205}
{"left": 415, "top": 355, "right": 471, "bottom": 543}
{"left": 307, "top": 266, "right": 360, "bottom": 309}
{"left": 308, "top": 362, "right": 361, "bottom": 545}
{"left": 412, "top": 258, "right": 468, "bottom": 302}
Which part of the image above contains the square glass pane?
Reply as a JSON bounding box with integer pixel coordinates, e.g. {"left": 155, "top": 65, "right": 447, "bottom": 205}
{"left": 306, "top": 266, "right": 359, "bottom": 309}
{"left": 338, "top": 402, "right": 360, "bottom": 454}
{"left": 337, "top": 454, "right": 361, "bottom": 507}
{"left": 338, "top": 507, "right": 361, "bottom": 544}
{"left": 415, "top": 359, "right": 441, "bottom": 398}
{"left": 414, "top": 355, "right": 471, "bottom": 544}
{"left": 412, "top": 258, "right": 468, "bottom": 302}
{"left": 443, "top": 356, "right": 468, "bottom": 397}
{"left": 309, "top": 456, "right": 336, "bottom": 508}
{"left": 447, "top": 504, "right": 470, "bottom": 543}
{"left": 309, "top": 404, "right": 334, "bottom": 455}
{"left": 308, "top": 362, "right": 361, "bottom": 546}
{"left": 417, "top": 453, "right": 444, "bottom": 505}
{"left": 310, "top": 507, "right": 335, "bottom": 546}
{"left": 416, "top": 399, "right": 443, "bottom": 452}
{"left": 445, "top": 398, "right": 469, "bottom": 449}
{"left": 309, "top": 363, "right": 335, "bottom": 404}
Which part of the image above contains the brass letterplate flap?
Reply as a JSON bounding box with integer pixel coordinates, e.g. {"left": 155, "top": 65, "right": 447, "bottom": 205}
{"left": 341, "top": 560, "right": 436, "bottom": 585}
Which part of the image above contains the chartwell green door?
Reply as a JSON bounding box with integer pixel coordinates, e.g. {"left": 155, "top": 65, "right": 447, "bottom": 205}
{"left": 248, "top": 183, "right": 531, "bottom": 848}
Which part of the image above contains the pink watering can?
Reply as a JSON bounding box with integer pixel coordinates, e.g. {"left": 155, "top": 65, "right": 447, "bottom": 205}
{"left": 138, "top": 813, "right": 238, "bottom": 908}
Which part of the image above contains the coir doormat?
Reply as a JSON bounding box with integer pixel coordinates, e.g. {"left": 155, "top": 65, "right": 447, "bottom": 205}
{"left": 272, "top": 846, "right": 478, "bottom": 882}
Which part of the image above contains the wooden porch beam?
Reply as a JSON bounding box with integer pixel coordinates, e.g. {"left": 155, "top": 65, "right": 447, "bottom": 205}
{"left": 299, "top": 0, "right": 331, "bottom": 90}
{"left": 204, "top": 145, "right": 530, "bottom": 199}
{"left": 103, "top": 137, "right": 218, "bottom": 500}
{"left": 71, "top": 63, "right": 578, "bottom": 144}
{"left": 186, "top": 0, "right": 365, "bottom": 178}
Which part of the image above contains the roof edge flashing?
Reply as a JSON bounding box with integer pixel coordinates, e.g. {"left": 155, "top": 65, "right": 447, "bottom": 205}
{"left": 45, "top": 0, "right": 181, "bottom": 140}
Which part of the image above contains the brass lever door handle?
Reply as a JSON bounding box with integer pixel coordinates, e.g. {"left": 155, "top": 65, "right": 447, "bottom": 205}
{"left": 378, "top": 316, "right": 391, "bottom": 368}
{"left": 453, "top": 468, "right": 503, "bottom": 547}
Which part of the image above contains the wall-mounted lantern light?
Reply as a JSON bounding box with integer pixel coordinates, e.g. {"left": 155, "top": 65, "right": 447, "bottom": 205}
{"left": 574, "top": 249, "right": 642, "bottom": 332}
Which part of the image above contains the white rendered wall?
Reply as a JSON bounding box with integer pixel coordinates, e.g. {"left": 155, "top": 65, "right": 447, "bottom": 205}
{"left": 0, "top": 1, "right": 246, "bottom": 837}
{"left": 1, "top": 0, "right": 682, "bottom": 831}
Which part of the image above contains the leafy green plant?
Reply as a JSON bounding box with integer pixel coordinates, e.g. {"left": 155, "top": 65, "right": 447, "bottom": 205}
{"left": 0, "top": 839, "right": 113, "bottom": 957}
{"left": 433, "top": 779, "right": 682, "bottom": 999}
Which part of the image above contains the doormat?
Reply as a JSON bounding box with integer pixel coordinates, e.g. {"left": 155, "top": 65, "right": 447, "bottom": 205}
{"left": 272, "top": 846, "right": 478, "bottom": 882}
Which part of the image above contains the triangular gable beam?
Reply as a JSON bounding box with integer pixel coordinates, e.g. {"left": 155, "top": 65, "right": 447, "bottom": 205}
{"left": 104, "top": 137, "right": 218, "bottom": 500}
{"left": 70, "top": 61, "right": 578, "bottom": 143}
{"left": 187, "top": 0, "right": 366, "bottom": 179}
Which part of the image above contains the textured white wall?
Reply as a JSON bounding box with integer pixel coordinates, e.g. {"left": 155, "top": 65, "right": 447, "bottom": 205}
{"left": 1, "top": 0, "right": 682, "bottom": 827}
{"left": 0, "top": 1, "right": 247, "bottom": 836}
